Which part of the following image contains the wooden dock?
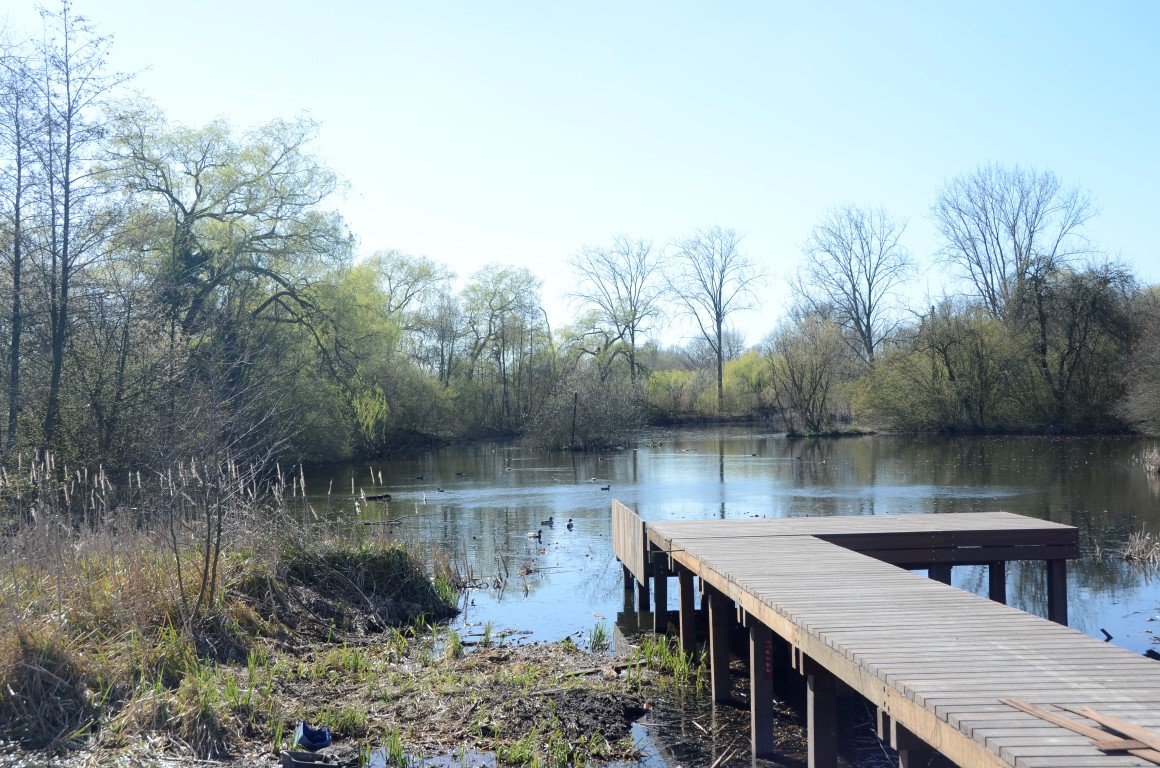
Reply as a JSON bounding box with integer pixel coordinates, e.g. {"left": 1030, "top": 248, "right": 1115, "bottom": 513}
{"left": 611, "top": 502, "right": 1160, "bottom": 768}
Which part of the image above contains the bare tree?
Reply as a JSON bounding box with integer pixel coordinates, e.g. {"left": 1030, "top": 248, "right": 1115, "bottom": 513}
{"left": 678, "top": 328, "right": 746, "bottom": 371}
{"left": 670, "top": 226, "right": 761, "bottom": 411}
{"left": 932, "top": 164, "right": 1093, "bottom": 320}
{"left": 793, "top": 204, "right": 913, "bottom": 363}
{"left": 568, "top": 235, "right": 666, "bottom": 384}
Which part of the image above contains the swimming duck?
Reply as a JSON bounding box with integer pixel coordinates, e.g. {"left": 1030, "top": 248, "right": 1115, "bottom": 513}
{"left": 526, "top": 530, "right": 542, "bottom": 540}
{"left": 540, "top": 516, "right": 554, "bottom": 527}
{"left": 566, "top": 518, "right": 574, "bottom": 531}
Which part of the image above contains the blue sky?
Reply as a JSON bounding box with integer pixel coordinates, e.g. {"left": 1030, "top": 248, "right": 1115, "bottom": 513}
{"left": 5, "top": 1, "right": 1158, "bottom": 345}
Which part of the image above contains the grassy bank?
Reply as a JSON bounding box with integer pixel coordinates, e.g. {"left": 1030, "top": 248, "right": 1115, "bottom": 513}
{"left": 0, "top": 456, "right": 704, "bottom": 767}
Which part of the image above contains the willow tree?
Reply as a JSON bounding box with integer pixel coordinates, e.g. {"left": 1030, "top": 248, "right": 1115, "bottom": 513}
{"left": 106, "top": 102, "right": 352, "bottom": 461}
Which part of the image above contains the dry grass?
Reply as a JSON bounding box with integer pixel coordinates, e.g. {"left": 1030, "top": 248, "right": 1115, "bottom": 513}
{"left": 1123, "top": 525, "right": 1160, "bottom": 565}
{"left": 0, "top": 453, "right": 461, "bottom": 756}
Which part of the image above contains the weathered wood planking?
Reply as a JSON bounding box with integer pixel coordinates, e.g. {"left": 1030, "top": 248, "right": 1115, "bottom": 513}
{"left": 611, "top": 499, "right": 649, "bottom": 585}
{"left": 613, "top": 509, "right": 1160, "bottom": 768}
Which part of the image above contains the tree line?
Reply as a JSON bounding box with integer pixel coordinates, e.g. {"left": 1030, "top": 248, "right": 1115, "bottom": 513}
{"left": 2, "top": 6, "right": 1158, "bottom": 474}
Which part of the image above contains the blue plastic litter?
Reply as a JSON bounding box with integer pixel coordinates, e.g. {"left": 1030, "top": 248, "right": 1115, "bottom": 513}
{"left": 292, "top": 721, "right": 332, "bottom": 751}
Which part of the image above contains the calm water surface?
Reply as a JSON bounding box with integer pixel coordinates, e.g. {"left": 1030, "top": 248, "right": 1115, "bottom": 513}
{"left": 306, "top": 429, "right": 1160, "bottom": 765}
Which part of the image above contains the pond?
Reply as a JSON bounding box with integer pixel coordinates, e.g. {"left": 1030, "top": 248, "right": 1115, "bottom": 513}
{"left": 305, "top": 428, "right": 1160, "bottom": 765}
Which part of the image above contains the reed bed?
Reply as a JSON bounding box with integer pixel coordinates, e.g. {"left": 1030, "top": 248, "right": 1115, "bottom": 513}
{"left": 1144, "top": 447, "right": 1160, "bottom": 475}
{"left": 1122, "top": 525, "right": 1160, "bottom": 565}
{"left": 0, "top": 453, "right": 461, "bottom": 755}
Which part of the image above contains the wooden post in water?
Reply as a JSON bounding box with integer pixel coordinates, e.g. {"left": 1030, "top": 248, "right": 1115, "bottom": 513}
{"left": 708, "top": 587, "right": 732, "bottom": 703}
{"left": 622, "top": 565, "right": 634, "bottom": 613}
{"left": 1047, "top": 559, "right": 1068, "bottom": 625}
{"left": 988, "top": 560, "right": 1007, "bottom": 604}
{"left": 748, "top": 618, "right": 775, "bottom": 757}
{"left": 678, "top": 567, "right": 696, "bottom": 652}
{"left": 636, "top": 572, "right": 649, "bottom": 614}
{"left": 652, "top": 558, "right": 668, "bottom": 633}
{"left": 806, "top": 658, "right": 837, "bottom": 768}
{"left": 928, "top": 563, "right": 952, "bottom": 584}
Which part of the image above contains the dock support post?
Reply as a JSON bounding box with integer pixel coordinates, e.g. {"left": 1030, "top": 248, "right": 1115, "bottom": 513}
{"left": 806, "top": 660, "right": 837, "bottom": 768}
{"left": 928, "top": 563, "right": 952, "bottom": 584}
{"left": 891, "top": 722, "right": 934, "bottom": 768}
{"left": 876, "top": 708, "right": 890, "bottom": 741}
{"left": 1047, "top": 559, "right": 1068, "bottom": 626}
{"left": 622, "top": 565, "right": 634, "bottom": 613}
{"left": 636, "top": 572, "right": 649, "bottom": 614}
{"left": 988, "top": 561, "right": 1007, "bottom": 604}
{"left": 877, "top": 707, "right": 935, "bottom": 767}
{"left": 748, "top": 620, "right": 775, "bottom": 757}
{"left": 708, "top": 587, "right": 732, "bottom": 703}
{"left": 653, "top": 560, "right": 668, "bottom": 633}
{"left": 678, "top": 567, "right": 696, "bottom": 652}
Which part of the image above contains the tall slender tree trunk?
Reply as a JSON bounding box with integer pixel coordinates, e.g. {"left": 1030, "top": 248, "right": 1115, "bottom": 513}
{"left": 43, "top": 124, "right": 71, "bottom": 449}
{"left": 6, "top": 111, "right": 25, "bottom": 451}
{"left": 716, "top": 317, "right": 724, "bottom": 412}
{"left": 6, "top": 223, "right": 22, "bottom": 451}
